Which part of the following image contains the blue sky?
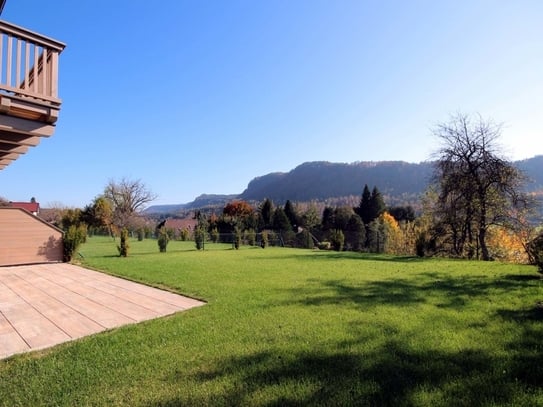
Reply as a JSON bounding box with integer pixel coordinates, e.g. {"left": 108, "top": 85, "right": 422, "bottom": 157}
{"left": 1, "top": 1, "right": 542, "bottom": 207}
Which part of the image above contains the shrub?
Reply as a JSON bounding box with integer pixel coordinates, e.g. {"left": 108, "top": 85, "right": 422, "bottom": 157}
{"left": 260, "top": 230, "right": 269, "bottom": 248}
{"left": 234, "top": 228, "right": 242, "bottom": 250}
{"left": 211, "top": 227, "right": 219, "bottom": 243}
{"left": 296, "top": 229, "right": 314, "bottom": 249}
{"left": 194, "top": 227, "right": 205, "bottom": 250}
{"left": 329, "top": 229, "right": 345, "bottom": 251}
{"left": 180, "top": 228, "right": 190, "bottom": 241}
{"left": 527, "top": 233, "right": 543, "bottom": 273}
{"left": 157, "top": 229, "right": 169, "bottom": 252}
{"left": 244, "top": 229, "right": 256, "bottom": 246}
{"left": 317, "top": 241, "right": 331, "bottom": 250}
{"left": 117, "top": 228, "right": 130, "bottom": 257}
{"left": 137, "top": 228, "right": 145, "bottom": 241}
{"left": 63, "top": 224, "right": 87, "bottom": 262}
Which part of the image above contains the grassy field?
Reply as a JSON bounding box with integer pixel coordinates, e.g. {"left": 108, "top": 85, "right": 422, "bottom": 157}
{"left": 1, "top": 237, "right": 543, "bottom": 406}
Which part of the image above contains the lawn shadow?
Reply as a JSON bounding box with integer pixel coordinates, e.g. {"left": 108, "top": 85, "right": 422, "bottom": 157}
{"left": 502, "top": 273, "right": 542, "bottom": 282}
{"left": 246, "top": 251, "right": 425, "bottom": 263}
{"left": 152, "top": 340, "right": 515, "bottom": 406}
{"left": 497, "top": 306, "right": 543, "bottom": 322}
{"left": 277, "top": 272, "right": 531, "bottom": 311}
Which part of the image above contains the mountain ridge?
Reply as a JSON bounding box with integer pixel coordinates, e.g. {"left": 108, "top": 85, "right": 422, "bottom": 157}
{"left": 145, "top": 156, "right": 543, "bottom": 214}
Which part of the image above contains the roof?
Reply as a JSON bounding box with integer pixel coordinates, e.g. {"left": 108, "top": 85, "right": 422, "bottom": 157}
{"left": 9, "top": 201, "right": 40, "bottom": 213}
{"left": 165, "top": 218, "right": 197, "bottom": 230}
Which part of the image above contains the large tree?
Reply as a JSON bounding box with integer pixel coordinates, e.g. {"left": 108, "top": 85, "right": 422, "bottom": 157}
{"left": 259, "top": 198, "right": 274, "bottom": 229}
{"left": 284, "top": 200, "right": 298, "bottom": 231}
{"left": 356, "top": 185, "right": 372, "bottom": 224}
{"left": 432, "top": 113, "right": 531, "bottom": 260}
{"left": 104, "top": 178, "right": 156, "bottom": 230}
{"left": 357, "top": 185, "right": 385, "bottom": 225}
{"left": 82, "top": 196, "right": 113, "bottom": 234}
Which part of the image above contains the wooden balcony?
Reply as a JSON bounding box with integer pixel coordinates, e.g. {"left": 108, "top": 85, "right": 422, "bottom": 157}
{"left": 0, "top": 19, "right": 65, "bottom": 170}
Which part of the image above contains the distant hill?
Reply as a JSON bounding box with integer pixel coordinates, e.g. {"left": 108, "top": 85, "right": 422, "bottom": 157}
{"left": 239, "top": 161, "right": 434, "bottom": 202}
{"left": 516, "top": 155, "right": 543, "bottom": 190}
{"left": 145, "top": 194, "right": 238, "bottom": 215}
{"left": 145, "top": 156, "right": 543, "bottom": 214}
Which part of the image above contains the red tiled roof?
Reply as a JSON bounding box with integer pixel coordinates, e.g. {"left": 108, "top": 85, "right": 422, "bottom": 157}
{"left": 165, "top": 218, "right": 197, "bottom": 230}
{"left": 9, "top": 202, "right": 40, "bottom": 213}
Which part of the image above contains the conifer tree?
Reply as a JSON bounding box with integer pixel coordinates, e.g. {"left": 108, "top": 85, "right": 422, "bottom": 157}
{"left": 284, "top": 200, "right": 298, "bottom": 231}
{"left": 369, "top": 186, "right": 386, "bottom": 222}
{"left": 357, "top": 185, "right": 372, "bottom": 224}
{"left": 260, "top": 198, "right": 273, "bottom": 229}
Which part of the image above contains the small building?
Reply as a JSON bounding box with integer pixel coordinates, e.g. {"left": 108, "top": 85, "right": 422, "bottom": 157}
{"left": 0, "top": 207, "right": 63, "bottom": 266}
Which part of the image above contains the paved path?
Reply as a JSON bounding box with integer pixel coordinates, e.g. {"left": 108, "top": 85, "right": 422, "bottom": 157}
{"left": 0, "top": 263, "right": 204, "bottom": 359}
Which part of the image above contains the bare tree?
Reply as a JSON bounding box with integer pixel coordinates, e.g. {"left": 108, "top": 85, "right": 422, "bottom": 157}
{"left": 431, "top": 113, "right": 533, "bottom": 260}
{"left": 104, "top": 178, "right": 156, "bottom": 230}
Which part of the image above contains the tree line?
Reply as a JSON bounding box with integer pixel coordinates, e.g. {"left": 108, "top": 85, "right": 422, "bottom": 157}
{"left": 51, "top": 113, "right": 543, "bottom": 270}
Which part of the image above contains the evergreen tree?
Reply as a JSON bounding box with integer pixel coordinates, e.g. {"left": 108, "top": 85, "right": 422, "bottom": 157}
{"left": 333, "top": 207, "right": 353, "bottom": 230}
{"left": 369, "top": 186, "right": 386, "bottom": 222}
{"left": 260, "top": 198, "right": 273, "bottom": 229}
{"left": 357, "top": 185, "right": 372, "bottom": 224}
{"left": 300, "top": 205, "right": 320, "bottom": 231}
{"left": 284, "top": 200, "right": 298, "bottom": 231}
{"left": 345, "top": 213, "right": 365, "bottom": 251}
{"left": 272, "top": 207, "right": 292, "bottom": 232}
{"left": 321, "top": 207, "right": 335, "bottom": 231}
{"left": 388, "top": 206, "right": 416, "bottom": 222}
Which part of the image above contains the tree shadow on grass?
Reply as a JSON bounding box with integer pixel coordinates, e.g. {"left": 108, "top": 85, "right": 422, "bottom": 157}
{"left": 277, "top": 273, "right": 532, "bottom": 311}
{"left": 502, "top": 273, "right": 542, "bottom": 282}
{"left": 246, "top": 251, "right": 425, "bottom": 263}
{"left": 151, "top": 340, "right": 516, "bottom": 406}
{"left": 497, "top": 305, "right": 543, "bottom": 388}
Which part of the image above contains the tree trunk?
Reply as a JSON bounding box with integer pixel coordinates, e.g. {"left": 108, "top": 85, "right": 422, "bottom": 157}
{"left": 478, "top": 227, "right": 490, "bottom": 261}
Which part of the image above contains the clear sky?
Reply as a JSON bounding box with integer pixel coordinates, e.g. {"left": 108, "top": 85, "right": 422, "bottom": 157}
{"left": 1, "top": 0, "right": 542, "bottom": 208}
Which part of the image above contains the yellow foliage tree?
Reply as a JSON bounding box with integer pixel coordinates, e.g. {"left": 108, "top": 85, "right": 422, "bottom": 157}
{"left": 486, "top": 226, "right": 528, "bottom": 263}
{"left": 380, "top": 212, "right": 404, "bottom": 255}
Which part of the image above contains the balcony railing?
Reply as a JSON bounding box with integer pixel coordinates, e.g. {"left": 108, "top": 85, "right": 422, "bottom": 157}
{"left": 0, "top": 20, "right": 65, "bottom": 106}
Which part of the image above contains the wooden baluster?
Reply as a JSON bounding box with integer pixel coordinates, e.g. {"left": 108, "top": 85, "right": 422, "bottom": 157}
{"left": 0, "top": 33, "right": 3, "bottom": 86}
{"left": 32, "top": 44, "right": 38, "bottom": 93}
{"left": 6, "top": 35, "right": 12, "bottom": 87}
{"left": 24, "top": 41, "right": 30, "bottom": 90}
{"left": 50, "top": 51, "right": 58, "bottom": 98}
{"left": 41, "top": 47, "right": 47, "bottom": 96}
{"left": 15, "top": 37, "right": 21, "bottom": 89}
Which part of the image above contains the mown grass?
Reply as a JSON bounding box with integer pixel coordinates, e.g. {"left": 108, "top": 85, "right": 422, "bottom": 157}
{"left": 2, "top": 237, "right": 543, "bottom": 406}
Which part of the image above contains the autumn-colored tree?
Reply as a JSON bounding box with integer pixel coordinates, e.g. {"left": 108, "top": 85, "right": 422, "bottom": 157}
{"left": 486, "top": 226, "right": 529, "bottom": 263}
{"left": 223, "top": 200, "right": 254, "bottom": 218}
{"left": 367, "top": 212, "right": 403, "bottom": 254}
{"left": 381, "top": 212, "right": 403, "bottom": 254}
{"left": 432, "top": 113, "right": 532, "bottom": 260}
{"left": 82, "top": 196, "right": 113, "bottom": 235}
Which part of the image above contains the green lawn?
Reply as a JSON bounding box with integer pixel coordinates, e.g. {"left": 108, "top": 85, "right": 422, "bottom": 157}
{"left": 1, "top": 237, "right": 543, "bottom": 406}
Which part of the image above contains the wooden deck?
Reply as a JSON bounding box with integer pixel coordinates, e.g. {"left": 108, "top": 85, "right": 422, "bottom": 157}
{"left": 0, "top": 263, "right": 205, "bottom": 359}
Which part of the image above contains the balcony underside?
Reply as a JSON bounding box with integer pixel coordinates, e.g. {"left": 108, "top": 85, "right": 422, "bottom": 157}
{"left": 0, "top": 94, "right": 59, "bottom": 169}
